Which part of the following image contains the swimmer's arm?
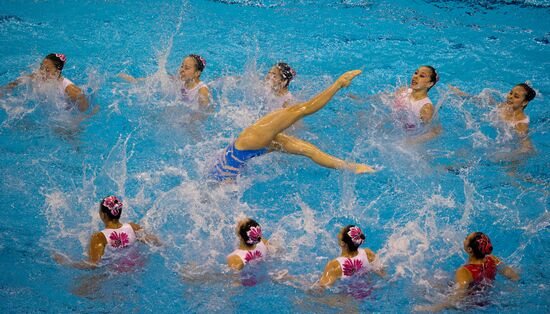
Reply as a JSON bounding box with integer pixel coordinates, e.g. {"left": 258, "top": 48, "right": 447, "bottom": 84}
{"left": 130, "top": 222, "right": 162, "bottom": 246}
{"left": 198, "top": 86, "right": 210, "bottom": 108}
{"left": 414, "top": 267, "right": 471, "bottom": 312}
{"left": 117, "top": 73, "right": 147, "bottom": 83}
{"left": 515, "top": 123, "right": 529, "bottom": 137}
{"left": 319, "top": 259, "right": 342, "bottom": 287}
{"left": 365, "top": 248, "right": 386, "bottom": 277}
{"left": 494, "top": 256, "right": 520, "bottom": 281}
{"left": 227, "top": 254, "right": 245, "bottom": 271}
{"left": 518, "top": 135, "right": 534, "bottom": 155}
{"left": 499, "top": 265, "right": 520, "bottom": 281}
{"left": 448, "top": 84, "right": 469, "bottom": 97}
{"left": 419, "top": 103, "right": 434, "bottom": 124}
{"left": 448, "top": 85, "right": 497, "bottom": 106}
{"left": 407, "top": 124, "right": 442, "bottom": 145}
{"left": 0, "top": 76, "right": 30, "bottom": 96}
{"left": 88, "top": 232, "right": 106, "bottom": 266}
{"left": 65, "top": 84, "right": 89, "bottom": 112}
{"left": 347, "top": 93, "right": 380, "bottom": 104}
{"left": 52, "top": 232, "right": 106, "bottom": 270}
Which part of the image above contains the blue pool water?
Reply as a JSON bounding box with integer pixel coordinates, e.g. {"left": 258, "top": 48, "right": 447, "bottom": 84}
{"left": 1, "top": 0, "right": 549, "bottom": 312}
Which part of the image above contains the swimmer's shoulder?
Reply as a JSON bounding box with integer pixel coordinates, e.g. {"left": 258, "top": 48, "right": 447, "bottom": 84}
{"left": 90, "top": 231, "right": 107, "bottom": 245}
{"left": 227, "top": 253, "right": 245, "bottom": 270}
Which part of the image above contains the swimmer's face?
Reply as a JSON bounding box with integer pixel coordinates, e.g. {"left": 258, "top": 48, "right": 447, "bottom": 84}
{"left": 266, "top": 66, "right": 286, "bottom": 92}
{"left": 39, "top": 59, "right": 60, "bottom": 80}
{"left": 179, "top": 57, "right": 200, "bottom": 82}
{"left": 506, "top": 86, "right": 529, "bottom": 109}
{"left": 410, "top": 67, "right": 434, "bottom": 91}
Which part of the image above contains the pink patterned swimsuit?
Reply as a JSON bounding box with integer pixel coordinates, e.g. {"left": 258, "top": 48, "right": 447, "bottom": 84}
{"left": 100, "top": 223, "right": 137, "bottom": 263}
{"left": 228, "top": 241, "right": 268, "bottom": 265}
{"left": 336, "top": 249, "right": 371, "bottom": 278}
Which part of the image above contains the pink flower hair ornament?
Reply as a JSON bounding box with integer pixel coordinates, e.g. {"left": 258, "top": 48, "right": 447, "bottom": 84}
{"left": 347, "top": 226, "right": 364, "bottom": 246}
{"left": 197, "top": 55, "right": 206, "bottom": 68}
{"left": 103, "top": 195, "right": 123, "bottom": 217}
{"left": 477, "top": 234, "right": 493, "bottom": 255}
{"left": 55, "top": 53, "right": 66, "bottom": 63}
{"left": 246, "top": 226, "right": 262, "bottom": 245}
{"left": 288, "top": 66, "right": 296, "bottom": 80}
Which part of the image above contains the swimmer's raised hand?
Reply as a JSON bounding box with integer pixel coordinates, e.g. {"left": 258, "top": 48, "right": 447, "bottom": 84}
{"left": 337, "top": 70, "right": 362, "bottom": 88}
{"left": 448, "top": 84, "right": 469, "bottom": 97}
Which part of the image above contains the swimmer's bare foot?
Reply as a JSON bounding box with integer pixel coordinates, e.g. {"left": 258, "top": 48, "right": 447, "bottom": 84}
{"left": 349, "top": 163, "right": 376, "bottom": 174}
{"left": 336, "top": 70, "right": 362, "bottom": 88}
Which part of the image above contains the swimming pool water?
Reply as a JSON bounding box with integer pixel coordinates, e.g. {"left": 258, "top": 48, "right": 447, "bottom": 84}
{"left": 1, "top": 0, "right": 549, "bottom": 313}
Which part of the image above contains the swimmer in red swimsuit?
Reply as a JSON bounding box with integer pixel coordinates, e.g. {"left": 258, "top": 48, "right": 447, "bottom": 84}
{"left": 415, "top": 232, "right": 519, "bottom": 312}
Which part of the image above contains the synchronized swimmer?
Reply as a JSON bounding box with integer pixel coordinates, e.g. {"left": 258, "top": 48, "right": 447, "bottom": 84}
{"left": 53, "top": 196, "right": 160, "bottom": 270}
{"left": 0, "top": 53, "right": 89, "bottom": 112}
{"left": 119, "top": 54, "right": 211, "bottom": 108}
{"left": 211, "top": 70, "right": 376, "bottom": 182}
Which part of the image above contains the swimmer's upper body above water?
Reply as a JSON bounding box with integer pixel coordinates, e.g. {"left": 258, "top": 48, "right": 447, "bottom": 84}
{"left": 450, "top": 83, "right": 536, "bottom": 136}
{"left": 211, "top": 70, "right": 376, "bottom": 182}
{"left": 393, "top": 66, "right": 438, "bottom": 124}
{"left": 414, "top": 232, "right": 519, "bottom": 312}
{"left": 265, "top": 62, "right": 296, "bottom": 109}
{"left": 53, "top": 196, "right": 161, "bottom": 269}
{"left": 119, "top": 54, "right": 210, "bottom": 108}
{"left": 0, "top": 53, "right": 90, "bottom": 112}
{"left": 392, "top": 66, "right": 442, "bottom": 143}
{"left": 227, "top": 218, "right": 269, "bottom": 271}
{"left": 350, "top": 65, "right": 441, "bottom": 143}
{"left": 319, "top": 225, "right": 385, "bottom": 287}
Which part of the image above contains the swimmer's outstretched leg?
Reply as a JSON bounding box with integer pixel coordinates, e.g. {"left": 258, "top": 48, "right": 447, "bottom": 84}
{"left": 271, "top": 133, "right": 375, "bottom": 174}
{"left": 236, "top": 70, "right": 362, "bottom": 150}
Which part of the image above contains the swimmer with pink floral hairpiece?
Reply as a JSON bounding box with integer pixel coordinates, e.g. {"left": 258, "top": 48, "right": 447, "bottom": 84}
{"left": 264, "top": 62, "right": 297, "bottom": 109}
{"left": 0, "top": 53, "right": 90, "bottom": 112}
{"left": 53, "top": 195, "right": 160, "bottom": 269}
{"left": 119, "top": 54, "right": 210, "bottom": 108}
{"left": 227, "top": 218, "right": 269, "bottom": 271}
{"left": 319, "top": 225, "right": 385, "bottom": 288}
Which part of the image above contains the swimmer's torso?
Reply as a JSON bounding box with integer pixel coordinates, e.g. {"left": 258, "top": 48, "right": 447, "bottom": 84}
{"left": 100, "top": 223, "right": 137, "bottom": 261}
{"left": 336, "top": 249, "right": 371, "bottom": 278}
{"left": 228, "top": 241, "right": 268, "bottom": 265}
